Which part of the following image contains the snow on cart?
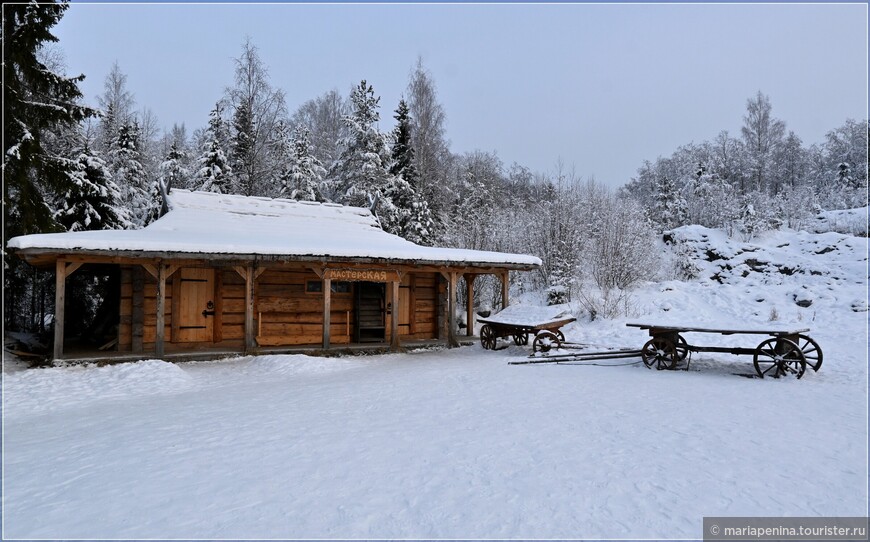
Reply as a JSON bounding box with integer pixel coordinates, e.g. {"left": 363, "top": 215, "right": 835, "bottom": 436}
{"left": 477, "top": 305, "right": 576, "bottom": 352}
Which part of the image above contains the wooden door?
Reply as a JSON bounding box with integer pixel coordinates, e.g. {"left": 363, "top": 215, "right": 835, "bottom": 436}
{"left": 174, "top": 268, "right": 215, "bottom": 343}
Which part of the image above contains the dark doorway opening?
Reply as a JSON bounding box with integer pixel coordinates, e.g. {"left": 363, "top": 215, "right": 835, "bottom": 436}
{"left": 354, "top": 282, "right": 385, "bottom": 343}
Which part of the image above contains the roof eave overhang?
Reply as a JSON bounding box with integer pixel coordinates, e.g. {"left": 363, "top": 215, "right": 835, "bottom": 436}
{"left": 12, "top": 247, "right": 540, "bottom": 272}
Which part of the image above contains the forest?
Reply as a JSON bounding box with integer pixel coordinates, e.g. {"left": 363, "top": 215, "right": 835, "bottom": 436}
{"left": 4, "top": 2, "right": 868, "bottom": 337}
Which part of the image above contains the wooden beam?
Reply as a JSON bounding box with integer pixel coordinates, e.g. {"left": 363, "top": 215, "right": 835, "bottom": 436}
{"left": 53, "top": 259, "right": 66, "bottom": 361}
{"left": 244, "top": 263, "right": 255, "bottom": 354}
{"left": 155, "top": 263, "right": 166, "bottom": 357}
{"left": 213, "top": 270, "right": 223, "bottom": 343}
{"left": 233, "top": 266, "right": 248, "bottom": 281}
{"left": 322, "top": 277, "right": 331, "bottom": 349}
{"left": 171, "top": 269, "right": 181, "bottom": 342}
{"left": 254, "top": 267, "right": 267, "bottom": 280}
{"left": 132, "top": 267, "right": 144, "bottom": 353}
{"left": 65, "top": 262, "right": 84, "bottom": 277}
{"left": 465, "top": 274, "right": 476, "bottom": 337}
{"left": 501, "top": 271, "right": 510, "bottom": 309}
{"left": 390, "top": 279, "right": 400, "bottom": 351}
{"left": 141, "top": 263, "right": 158, "bottom": 280}
{"left": 408, "top": 274, "right": 417, "bottom": 335}
{"left": 447, "top": 272, "right": 459, "bottom": 347}
{"left": 165, "top": 264, "right": 180, "bottom": 279}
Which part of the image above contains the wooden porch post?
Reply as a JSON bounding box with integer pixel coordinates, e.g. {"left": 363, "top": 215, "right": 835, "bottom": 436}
{"left": 465, "top": 274, "right": 476, "bottom": 337}
{"left": 322, "top": 277, "right": 331, "bottom": 349}
{"left": 155, "top": 263, "right": 166, "bottom": 358}
{"left": 448, "top": 272, "right": 459, "bottom": 347}
{"left": 390, "top": 279, "right": 400, "bottom": 351}
{"left": 245, "top": 264, "right": 255, "bottom": 354}
{"left": 53, "top": 259, "right": 66, "bottom": 361}
{"left": 501, "top": 271, "right": 510, "bottom": 309}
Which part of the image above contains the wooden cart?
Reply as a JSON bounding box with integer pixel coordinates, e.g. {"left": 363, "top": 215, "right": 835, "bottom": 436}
{"left": 626, "top": 323, "right": 823, "bottom": 379}
{"left": 477, "top": 305, "right": 576, "bottom": 352}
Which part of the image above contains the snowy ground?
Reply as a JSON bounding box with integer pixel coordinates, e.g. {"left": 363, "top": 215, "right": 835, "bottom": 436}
{"left": 3, "top": 227, "right": 868, "bottom": 539}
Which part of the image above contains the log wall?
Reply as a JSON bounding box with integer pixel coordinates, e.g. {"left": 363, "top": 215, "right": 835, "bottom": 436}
{"left": 118, "top": 265, "right": 443, "bottom": 352}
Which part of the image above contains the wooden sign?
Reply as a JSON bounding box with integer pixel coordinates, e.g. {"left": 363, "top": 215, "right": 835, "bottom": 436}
{"left": 323, "top": 267, "right": 400, "bottom": 282}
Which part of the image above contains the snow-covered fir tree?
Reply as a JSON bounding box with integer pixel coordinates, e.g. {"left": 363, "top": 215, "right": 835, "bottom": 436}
{"left": 3, "top": 1, "right": 97, "bottom": 239}
{"left": 196, "top": 104, "right": 233, "bottom": 193}
{"left": 385, "top": 100, "right": 434, "bottom": 245}
{"left": 651, "top": 174, "right": 687, "bottom": 232}
{"left": 279, "top": 125, "right": 325, "bottom": 201}
{"left": 109, "top": 120, "right": 150, "bottom": 227}
{"left": 327, "top": 80, "right": 393, "bottom": 209}
{"left": 56, "top": 142, "right": 130, "bottom": 232}
{"left": 158, "top": 141, "right": 190, "bottom": 192}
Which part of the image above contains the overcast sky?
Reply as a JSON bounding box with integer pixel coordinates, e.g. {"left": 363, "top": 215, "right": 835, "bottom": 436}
{"left": 55, "top": 3, "right": 867, "bottom": 188}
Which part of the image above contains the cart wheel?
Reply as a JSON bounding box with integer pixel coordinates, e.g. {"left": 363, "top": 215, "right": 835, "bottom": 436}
{"left": 480, "top": 325, "right": 497, "bottom": 350}
{"left": 554, "top": 329, "right": 566, "bottom": 342}
{"left": 753, "top": 338, "right": 806, "bottom": 379}
{"left": 641, "top": 338, "right": 678, "bottom": 370}
{"left": 674, "top": 334, "right": 689, "bottom": 361}
{"left": 795, "top": 334, "right": 823, "bottom": 372}
{"left": 513, "top": 333, "right": 528, "bottom": 346}
{"left": 532, "top": 331, "right": 561, "bottom": 354}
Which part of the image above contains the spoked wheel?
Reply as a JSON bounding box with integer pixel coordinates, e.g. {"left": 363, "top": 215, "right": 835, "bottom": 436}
{"left": 554, "top": 329, "right": 566, "bottom": 342}
{"left": 795, "top": 334, "right": 823, "bottom": 372}
{"left": 674, "top": 334, "right": 689, "bottom": 361}
{"left": 641, "top": 338, "right": 678, "bottom": 370}
{"left": 513, "top": 333, "right": 528, "bottom": 346}
{"left": 480, "top": 325, "right": 497, "bottom": 350}
{"left": 532, "top": 331, "right": 562, "bottom": 354}
{"left": 753, "top": 338, "right": 806, "bottom": 379}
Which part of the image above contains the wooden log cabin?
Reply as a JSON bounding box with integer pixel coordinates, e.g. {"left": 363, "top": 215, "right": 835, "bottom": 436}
{"left": 8, "top": 190, "right": 541, "bottom": 362}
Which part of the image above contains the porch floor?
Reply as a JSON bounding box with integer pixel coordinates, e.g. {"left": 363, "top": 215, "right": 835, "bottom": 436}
{"left": 55, "top": 336, "right": 480, "bottom": 364}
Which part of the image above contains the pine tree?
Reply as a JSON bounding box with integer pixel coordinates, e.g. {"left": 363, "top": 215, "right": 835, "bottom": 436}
{"left": 386, "top": 100, "right": 434, "bottom": 244}
{"left": 196, "top": 104, "right": 233, "bottom": 193}
{"left": 56, "top": 142, "right": 129, "bottom": 231}
{"left": 328, "top": 80, "right": 392, "bottom": 209}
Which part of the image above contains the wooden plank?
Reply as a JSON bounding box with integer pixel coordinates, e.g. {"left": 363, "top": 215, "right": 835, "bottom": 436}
{"left": 132, "top": 266, "right": 144, "bottom": 353}
{"left": 322, "top": 278, "right": 331, "bottom": 349}
{"left": 257, "top": 334, "right": 350, "bottom": 347}
{"left": 324, "top": 268, "right": 401, "bottom": 282}
{"left": 53, "top": 259, "right": 66, "bottom": 360}
{"left": 245, "top": 264, "right": 254, "bottom": 353}
{"left": 391, "top": 280, "right": 400, "bottom": 351}
{"left": 625, "top": 323, "right": 811, "bottom": 336}
{"left": 259, "top": 311, "right": 350, "bottom": 324}
{"left": 465, "top": 274, "right": 476, "bottom": 337}
{"left": 234, "top": 266, "right": 248, "bottom": 281}
{"left": 155, "top": 264, "right": 166, "bottom": 357}
{"left": 171, "top": 273, "right": 181, "bottom": 341}
{"left": 408, "top": 274, "right": 417, "bottom": 335}
{"left": 213, "top": 271, "right": 223, "bottom": 343}
{"left": 501, "top": 271, "right": 510, "bottom": 309}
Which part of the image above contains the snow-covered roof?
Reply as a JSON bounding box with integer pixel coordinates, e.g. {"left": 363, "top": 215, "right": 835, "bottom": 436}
{"left": 7, "top": 190, "right": 541, "bottom": 269}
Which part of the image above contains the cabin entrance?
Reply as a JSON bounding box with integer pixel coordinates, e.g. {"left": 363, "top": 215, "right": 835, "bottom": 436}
{"left": 173, "top": 268, "right": 214, "bottom": 343}
{"left": 354, "top": 281, "right": 385, "bottom": 342}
